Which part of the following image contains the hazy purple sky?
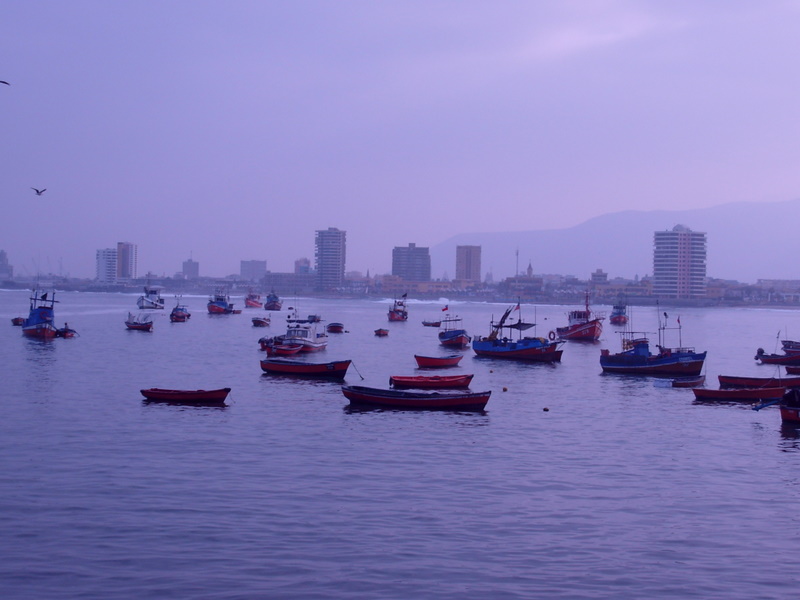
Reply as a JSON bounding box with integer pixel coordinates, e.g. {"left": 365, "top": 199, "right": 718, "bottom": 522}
{"left": 2, "top": 1, "right": 799, "bottom": 280}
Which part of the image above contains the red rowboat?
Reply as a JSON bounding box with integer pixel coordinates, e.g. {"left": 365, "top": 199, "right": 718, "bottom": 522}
{"left": 754, "top": 348, "right": 800, "bottom": 365}
{"left": 11, "top": 317, "right": 24, "bottom": 326}
{"left": 140, "top": 387, "right": 231, "bottom": 405}
{"left": 327, "top": 322, "right": 345, "bottom": 333}
{"left": 268, "top": 344, "right": 303, "bottom": 356}
{"left": 260, "top": 359, "right": 351, "bottom": 379}
{"left": 341, "top": 385, "right": 490, "bottom": 411}
{"left": 375, "top": 328, "right": 389, "bottom": 337}
{"left": 719, "top": 374, "right": 800, "bottom": 388}
{"left": 125, "top": 312, "right": 153, "bottom": 331}
{"left": 414, "top": 354, "right": 463, "bottom": 368}
{"left": 252, "top": 317, "right": 270, "bottom": 327}
{"left": 787, "top": 366, "right": 800, "bottom": 375}
{"left": 389, "top": 374, "right": 474, "bottom": 389}
{"left": 692, "top": 387, "right": 785, "bottom": 402}
{"left": 654, "top": 375, "right": 706, "bottom": 388}
{"left": 422, "top": 320, "right": 441, "bottom": 327}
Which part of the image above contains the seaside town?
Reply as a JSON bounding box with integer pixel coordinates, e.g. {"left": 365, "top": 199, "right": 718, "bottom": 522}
{"left": 1, "top": 224, "right": 798, "bottom": 307}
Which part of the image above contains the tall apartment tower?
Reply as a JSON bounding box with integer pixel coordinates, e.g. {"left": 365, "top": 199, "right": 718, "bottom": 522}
{"left": 392, "top": 243, "right": 431, "bottom": 281}
{"left": 315, "top": 228, "right": 346, "bottom": 291}
{"left": 653, "top": 225, "right": 707, "bottom": 299}
{"left": 116, "top": 242, "right": 138, "bottom": 280}
{"left": 455, "top": 245, "right": 481, "bottom": 282}
{"left": 182, "top": 258, "right": 199, "bottom": 279}
{"left": 96, "top": 248, "right": 118, "bottom": 282}
{"left": 240, "top": 260, "right": 267, "bottom": 281}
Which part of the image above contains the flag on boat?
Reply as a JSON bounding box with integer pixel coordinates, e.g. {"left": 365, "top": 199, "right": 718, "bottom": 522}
{"left": 513, "top": 303, "right": 520, "bottom": 311}
{"left": 442, "top": 305, "right": 448, "bottom": 311}
{"left": 402, "top": 292, "right": 408, "bottom": 298}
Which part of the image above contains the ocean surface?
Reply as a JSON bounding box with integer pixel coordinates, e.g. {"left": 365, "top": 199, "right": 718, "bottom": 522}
{"left": 1, "top": 289, "right": 799, "bottom": 599}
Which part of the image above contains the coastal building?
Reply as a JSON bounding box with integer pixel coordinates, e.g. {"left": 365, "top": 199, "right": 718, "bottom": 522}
{"left": 182, "top": 258, "right": 199, "bottom": 279}
{"left": 116, "top": 242, "right": 137, "bottom": 281}
{"left": 295, "top": 257, "right": 311, "bottom": 274}
{"left": 0, "top": 249, "right": 13, "bottom": 280}
{"left": 392, "top": 243, "right": 431, "bottom": 282}
{"left": 315, "top": 228, "right": 346, "bottom": 291}
{"left": 455, "top": 245, "right": 481, "bottom": 283}
{"left": 653, "top": 225, "right": 707, "bottom": 299}
{"left": 240, "top": 260, "right": 267, "bottom": 281}
{"left": 96, "top": 248, "right": 117, "bottom": 282}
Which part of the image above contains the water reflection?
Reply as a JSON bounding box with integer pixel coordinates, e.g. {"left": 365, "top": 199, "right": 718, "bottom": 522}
{"left": 142, "top": 399, "right": 228, "bottom": 410}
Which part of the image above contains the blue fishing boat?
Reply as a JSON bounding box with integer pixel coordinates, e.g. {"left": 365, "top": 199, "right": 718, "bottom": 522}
{"left": 438, "top": 315, "right": 471, "bottom": 348}
{"left": 264, "top": 291, "right": 282, "bottom": 311}
{"left": 472, "top": 303, "right": 563, "bottom": 362}
{"left": 170, "top": 297, "right": 191, "bottom": 322}
{"left": 207, "top": 288, "right": 234, "bottom": 314}
{"left": 21, "top": 290, "right": 59, "bottom": 339}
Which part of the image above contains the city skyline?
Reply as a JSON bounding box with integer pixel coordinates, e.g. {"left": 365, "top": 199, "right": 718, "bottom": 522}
{"left": 3, "top": 3, "right": 800, "bottom": 281}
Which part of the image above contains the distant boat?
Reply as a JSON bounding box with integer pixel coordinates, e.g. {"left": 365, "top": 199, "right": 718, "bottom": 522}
{"left": 438, "top": 315, "right": 471, "bottom": 348}
{"left": 137, "top": 284, "right": 165, "bottom": 310}
{"left": 556, "top": 292, "right": 604, "bottom": 341}
{"left": 388, "top": 294, "right": 408, "bottom": 322}
{"left": 472, "top": 303, "right": 562, "bottom": 362}
{"left": 264, "top": 291, "right": 282, "bottom": 311}
{"left": 21, "top": 290, "right": 59, "bottom": 339}
{"left": 341, "top": 385, "right": 491, "bottom": 411}
{"left": 754, "top": 348, "right": 800, "bottom": 365}
{"left": 140, "top": 387, "right": 230, "bottom": 405}
{"left": 244, "top": 289, "right": 263, "bottom": 308}
{"left": 11, "top": 316, "right": 24, "bottom": 326}
{"left": 169, "top": 297, "right": 191, "bottom": 323}
{"left": 421, "top": 320, "right": 441, "bottom": 327}
{"left": 125, "top": 312, "right": 153, "bottom": 331}
{"left": 281, "top": 309, "right": 328, "bottom": 351}
{"left": 693, "top": 387, "right": 785, "bottom": 403}
{"left": 374, "top": 328, "right": 389, "bottom": 337}
{"left": 260, "top": 358, "right": 351, "bottom": 379}
{"left": 653, "top": 375, "right": 706, "bottom": 388}
{"left": 781, "top": 340, "right": 800, "bottom": 354}
{"left": 600, "top": 312, "right": 706, "bottom": 376}
{"left": 609, "top": 302, "right": 628, "bottom": 326}
{"left": 327, "top": 322, "right": 345, "bottom": 333}
{"left": 252, "top": 316, "right": 270, "bottom": 327}
{"left": 389, "top": 374, "right": 474, "bottom": 389}
{"left": 414, "top": 354, "right": 463, "bottom": 369}
{"left": 718, "top": 374, "right": 800, "bottom": 388}
{"left": 207, "top": 288, "right": 235, "bottom": 314}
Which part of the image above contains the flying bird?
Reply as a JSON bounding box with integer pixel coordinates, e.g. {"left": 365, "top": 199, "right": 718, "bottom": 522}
{"left": 0, "top": 81, "right": 9, "bottom": 86}
{"left": 31, "top": 187, "right": 47, "bottom": 195}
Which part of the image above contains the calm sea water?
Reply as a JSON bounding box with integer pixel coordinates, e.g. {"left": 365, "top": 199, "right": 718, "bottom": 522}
{"left": 1, "top": 289, "right": 799, "bottom": 599}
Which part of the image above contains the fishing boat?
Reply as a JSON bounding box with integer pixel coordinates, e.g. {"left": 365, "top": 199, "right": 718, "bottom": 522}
{"left": 389, "top": 374, "right": 474, "bottom": 389}
{"left": 600, "top": 313, "right": 706, "bottom": 376}
{"left": 438, "top": 315, "right": 471, "bottom": 348}
{"left": 125, "top": 312, "right": 153, "bottom": 331}
{"left": 244, "top": 289, "right": 263, "bottom": 308}
{"left": 282, "top": 309, "right": 328, "bottom": 351}
{"left": 556, "top": 292, "right": 604, "bottom": 341}
{"left": 327, "top": 322, "right": 345, "bottom": 333}
{"left": 374, "top": 328, "right": 389, "bottom": 337}
{"left": 422, "top": 320, "right": 441, "bottom": 327}
{"left": 341, "top": 385, "right": 491, "bottom": 411}
{"left": 692, "top": 387, "right": 785, "bottom": 403}
{"left": 609, "top": 302, "right": 628, "bottom": 326}
{"left": 169, "top": 297, "right": 191, "bottom": 322}
{"left": 472, "top": 303, "right": 563, "bottom": 362}
{"left": 654, "top": 375, "right": 706, "bottom": 388}
{"left": 264, "top": 291, "right": 282, "bottom": 311}
{"left": 21, "top": 290, "right": 59, "bottom": 339}
{"left": 388, "top": 294, "right": 408, "bottom": 322}
{"left": 11, "top": 316, "right": 24, "bottom": 326}
{"left": 260, "top": 358, "right": 351, "bottom": 379}
{"left": 252, "top": 316, "right": 270, "bottom": 327}
{"left": 781, "top": 340, "right": 800, "bottom": 354}
{"left": 207, "top": 288, "right": 235, "bottom": 314}
{"left": 414, "top": 354, "right": 463, "bottom": 368}
{"left": 140, "top": 387, "right": 231, "bottom": 405}
{"left": 754, "top": 348, "right": 800, "bottom": 366}
{"left": 136, "top": 284, "right": 165, "bottom": 310}
{"left": 718, "top": 374, "right": 800, "bottom": 389}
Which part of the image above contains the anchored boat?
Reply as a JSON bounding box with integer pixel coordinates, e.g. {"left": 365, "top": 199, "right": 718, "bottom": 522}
{"left": 472, "top": 302, "right": 562, "bottom": 362}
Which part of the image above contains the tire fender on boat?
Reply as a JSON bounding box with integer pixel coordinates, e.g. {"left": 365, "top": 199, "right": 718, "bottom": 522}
{"left": 548, "top": 331, "right": 556, "bottom": 341}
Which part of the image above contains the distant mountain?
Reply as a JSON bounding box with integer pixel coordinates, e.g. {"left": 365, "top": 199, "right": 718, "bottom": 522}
{"left": 431, "top": 198, "right": 800, "bottom": 284}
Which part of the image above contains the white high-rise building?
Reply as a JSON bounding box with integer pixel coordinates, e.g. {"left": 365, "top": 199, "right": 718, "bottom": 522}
{"left": 96, "top": 248, "right": 118, "bottom": 282}
{"left": 653, "top": 225, "right": 707, "bottom": 298}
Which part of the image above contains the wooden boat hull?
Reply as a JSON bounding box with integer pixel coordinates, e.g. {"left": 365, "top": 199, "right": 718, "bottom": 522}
{"left": 600, "top": 351, "right": 706, "bottom": 376}
{"left": 140, "top": 387, "right": 231, "bottom": 404}
{"left": 252, "top": 318, "right": 270, "bottom": 327}
{"left": 327, "top": 323, "right": 344, "bottom": 333}
{"left": 609, "top": 315, "right": 628, "bottom": 325}
{"left": 472, "top": 338, "right": 562, "bottom": 362}
{"left": 692, "top": 387, "right": 785, "bottom": 402}
{"left": 719, "top": 375, "right": 800, "bottom": 388}
{"left": 438, "top": 331, "right": 472, "bottom": 348}
{"left": 671, "top": 375, "right": 705, "bottom": 388}
{"left": 11, "top": 317, "right": 24, "bottom": 326}
{"left": 389, "top": 374, "right": 474, "bottom": 389}
{"left": 125, "top": 322, "right": 153, "bottom": 331}
{"left": 265, "top": 344, "right": 303, "bottom": 356}
{"left": 780, "top": 404, "right": 800, "bottom": 423}
{"left": 208, "top": 303, "right": 234, "bottom": 314}
{"left": 422, "top": 320, "right": 441, "bottom": 327}
{"left": 374, "top": 329, "right": 389, "bottom": 337}
{"left": 22, "top": 322, "right": 58, "bottom": 339}
{"left": 388, "top": 311, "right": 408, "bottom": 322}
{"left": 260, "top": 359, "right": 351, "bottom": 379}
{"left": 342, "top": 385, "right": 490, "bottom": 411}
{"left": 414, "top": 354, "right": 463, "bottom": 368}
{"left": 556, "top": 319, "right": 603, "bottom": 342}
{"left": 754, "top": 352, "right": 800, "bottom": 365}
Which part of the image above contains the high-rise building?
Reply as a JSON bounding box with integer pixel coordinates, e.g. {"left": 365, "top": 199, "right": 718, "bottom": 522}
{"left": 96, "top": 248, "right": 118, "bottom": 282}
{"left": 455, "top": 245, "right": 481, "bottom": 282}
{"left": 315, "top": 228, "right": 346, "bottom": 290}
{"left": 182, "top": 258, "right": 199, "bottom": 279}
{"left": 295, "top": 257, "right": 311, "bottom": 274}
{"left": 240, "top": 260, "right": 267, "bottom": 281}
{"left": 392, "top": 243, "right": 431, "bottom": 282}
{"left": 653, "top": 225, "right": 707, "bottom": 298}
{"left": 116, "top": 242, "right": 137, "bottom": 280}
{"left": 0, "top": 249, "right": 13, "bottom": 279}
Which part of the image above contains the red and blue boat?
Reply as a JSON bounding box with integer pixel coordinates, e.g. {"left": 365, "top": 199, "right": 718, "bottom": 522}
{"left": 388, "top": 294, "right": 408, "bottom": 322}
{"left": 264, "top": 291, "right": 282, "bottom": 311}
{"left": 170, "top": 297, "right": 191, "bottom": 322}
{"left": 207, "top": 288, "right": 235, "bottom": 314}
{"left": 609, "top": 302, "right": 628, "bottom": 326}
{"left": 556, "top": 292, "right": 604, "bottom": 342}
{"left": 21, "top": 290, "right": 59, "bottom": 339}
{"left": 472, "top": 303, "right": 562, "bottom": 362}
{"left": 438, "top": 315, "right": 471, "bottom": 348}
{"left": 244, "top": 289, "right": 263, "bottom": 308}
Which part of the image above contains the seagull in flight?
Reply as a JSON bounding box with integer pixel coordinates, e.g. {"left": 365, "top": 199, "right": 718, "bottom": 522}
{"left": 0, "top": 81, "right": 9, "bottom": 86}
{"left": 31, "top": 187, "right": 46, "bottom": 196}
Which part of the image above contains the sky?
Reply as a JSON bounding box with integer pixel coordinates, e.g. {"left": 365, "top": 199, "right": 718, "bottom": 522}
{"left": 2, "top": 1, "right": 800, "bottom": 280}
